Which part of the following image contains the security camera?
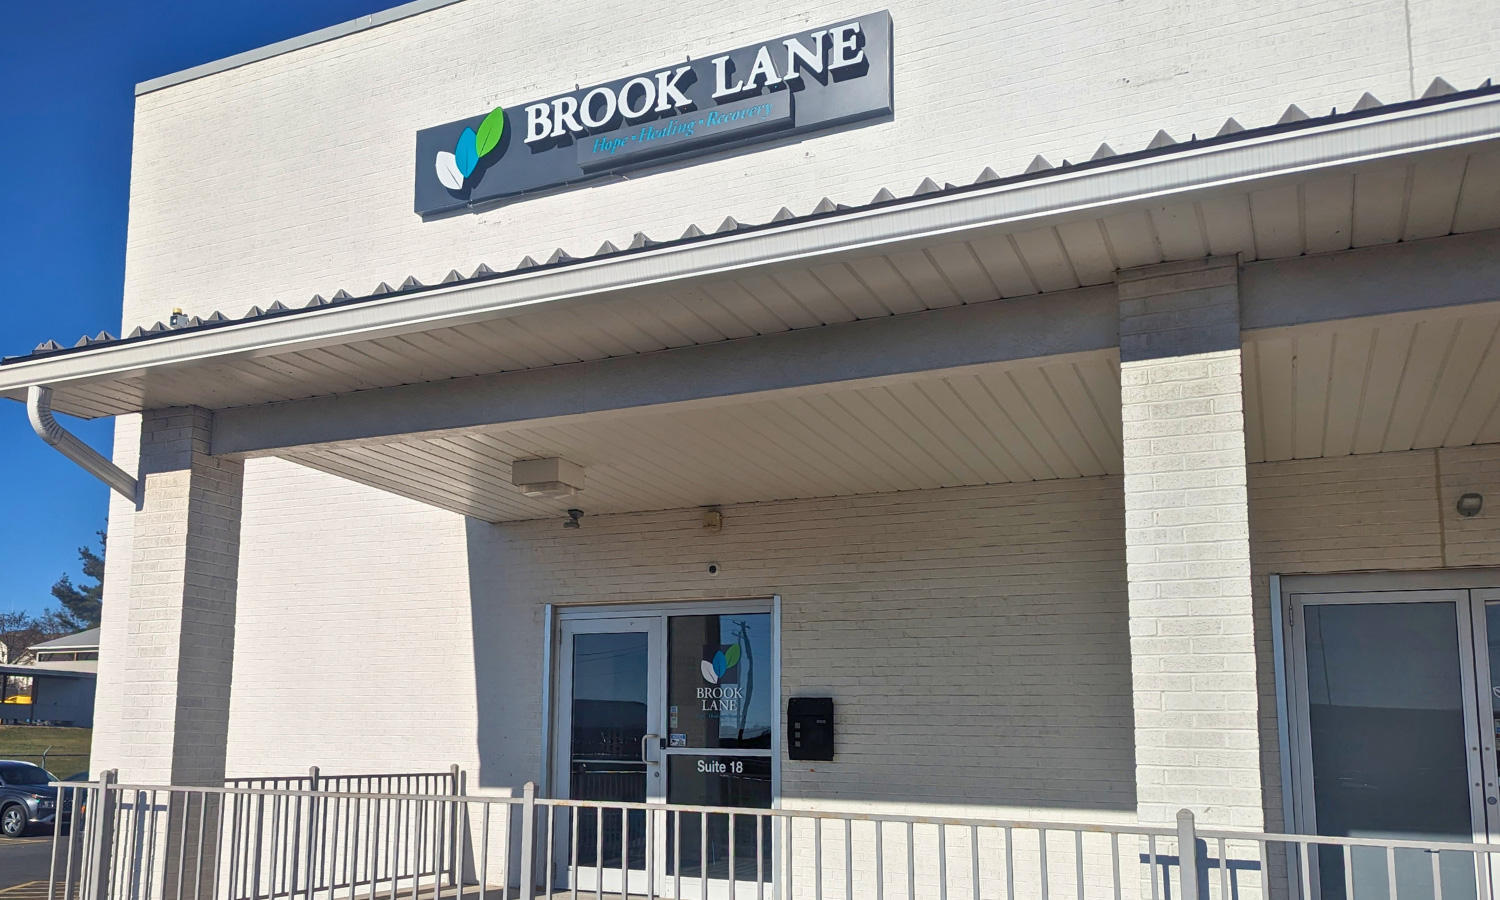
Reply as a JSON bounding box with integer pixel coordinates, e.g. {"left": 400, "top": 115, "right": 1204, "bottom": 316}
{"left": 707, "top": 563, "right": 720, "bottom": 576}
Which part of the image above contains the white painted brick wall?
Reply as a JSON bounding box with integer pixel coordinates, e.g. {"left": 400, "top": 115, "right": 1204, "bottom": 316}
{"left": 1437, "top": 445, "right": 1500, "bottom": 567}
{"left": 217, "top": 462, "right": 1135, "bottom": 821}
{"left": 116, "top": 0, "right": 1497, "bottom": 331}
{"left": 225, "top": 456, "right": 476, "bottom": 777}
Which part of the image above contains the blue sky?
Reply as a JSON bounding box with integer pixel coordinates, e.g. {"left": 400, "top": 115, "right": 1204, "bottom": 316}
{"left": 0, "top": 0, "right": 410, "bottom": 617}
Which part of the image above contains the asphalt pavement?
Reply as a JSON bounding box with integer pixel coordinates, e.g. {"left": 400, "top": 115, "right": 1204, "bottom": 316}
{"left": 0, "top": 835, "right": 54, "bottom": 894}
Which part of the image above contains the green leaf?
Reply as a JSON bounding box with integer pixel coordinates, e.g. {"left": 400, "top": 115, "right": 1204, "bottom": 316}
{"left": 725, "top": 643, "right": 741, "bottom": 669}
{"left": 476, "top": 107, "right": 506, "bottom": 158}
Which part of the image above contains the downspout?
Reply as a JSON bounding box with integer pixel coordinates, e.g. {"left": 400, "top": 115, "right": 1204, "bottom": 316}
{"left": 27, "top": 385, "right": 138, "bottom": 502}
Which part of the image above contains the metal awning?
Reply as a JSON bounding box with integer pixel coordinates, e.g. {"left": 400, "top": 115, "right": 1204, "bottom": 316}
{"left": 0, "top": 665, "right": 95, "bottom": 680}
{"left": 3, "top": 83, "right": 1499, "bottom": 420}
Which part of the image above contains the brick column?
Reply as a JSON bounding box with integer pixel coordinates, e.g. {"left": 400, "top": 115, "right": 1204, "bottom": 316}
{"left": 1118, "top": 257, "right": 1263, "bottom": 831}
{"left": 99, "top": 406, "right": 243, "bottom": 786}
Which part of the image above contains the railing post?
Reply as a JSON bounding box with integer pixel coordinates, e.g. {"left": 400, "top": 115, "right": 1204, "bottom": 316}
{"left": 84, "top": 769, "right": 117, "bottom": 900}
{"left": 519, "top": 782, "right": 536, "bottom": 900}
{"left": 303, "top": 767, "right": 320, "bottom": 899}
{"left": 1177, "top": 809, "right": 1200, "bottom": 900}
{"left": 447, "top": 764, "right": 462, "bottom": 887}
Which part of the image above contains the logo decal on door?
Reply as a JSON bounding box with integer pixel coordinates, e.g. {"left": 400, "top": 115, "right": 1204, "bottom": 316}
{"left": 700, "top": 643, "right": 741, "bottom": 685}
{"left": 699, "top": 643, "right": 745, "bottom": 713}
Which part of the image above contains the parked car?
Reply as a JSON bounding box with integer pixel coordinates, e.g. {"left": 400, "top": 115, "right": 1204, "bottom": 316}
{"left": 0, "top": 760, "right": 67, "bottom": 837}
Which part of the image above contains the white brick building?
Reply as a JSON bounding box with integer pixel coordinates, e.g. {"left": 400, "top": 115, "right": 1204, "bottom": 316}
{"left": 4, "top": 1, "right": 1500, "bottom": 898}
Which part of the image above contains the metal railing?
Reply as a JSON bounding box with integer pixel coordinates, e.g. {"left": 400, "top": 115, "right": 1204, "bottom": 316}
{"left": 47, "top": 775, "right": 1500, "bottom": 900}
{"left": 226, "top": 768, "right": 462, "bottom": 798}
{"left": 51, "top": 770, "right": 465, "bottom": 900}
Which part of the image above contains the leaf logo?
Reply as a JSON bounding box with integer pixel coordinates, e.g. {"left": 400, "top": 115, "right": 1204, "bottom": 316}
{"left": 435, "top": 106, "right": 506, "bottom": 191}
{"left": 701, "top": 643, "right": 742, "bottom": 685}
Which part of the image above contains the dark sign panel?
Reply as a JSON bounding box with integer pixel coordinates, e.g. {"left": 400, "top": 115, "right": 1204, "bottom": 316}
{"left": 413, "top": 11, "right": 893, "bottom": 216}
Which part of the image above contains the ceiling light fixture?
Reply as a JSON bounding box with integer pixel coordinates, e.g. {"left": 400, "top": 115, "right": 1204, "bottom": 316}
{"left": 512, "top": 457, "right": 586, "bottom": 498}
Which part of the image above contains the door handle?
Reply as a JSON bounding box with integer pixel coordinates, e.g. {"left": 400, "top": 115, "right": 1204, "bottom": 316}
{"left": 641, "top": 734, "right": 661, "bottom": 764}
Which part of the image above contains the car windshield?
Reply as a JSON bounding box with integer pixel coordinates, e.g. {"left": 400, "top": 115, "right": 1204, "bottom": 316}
{"left": 0, "top": 763, "right": 55, "bottom": 786}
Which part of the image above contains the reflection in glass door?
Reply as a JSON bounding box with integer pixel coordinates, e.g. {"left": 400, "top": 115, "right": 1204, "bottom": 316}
{"left": 1288, "top": 590, "right": 1491, "bottom": 900}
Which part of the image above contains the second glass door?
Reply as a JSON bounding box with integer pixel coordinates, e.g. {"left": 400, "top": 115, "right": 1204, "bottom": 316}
{"left": 663, "top": 611, "right": 774, "bottom": 899}
{"left": 1288, "top": 588, "right": 1500, "bottom": 900}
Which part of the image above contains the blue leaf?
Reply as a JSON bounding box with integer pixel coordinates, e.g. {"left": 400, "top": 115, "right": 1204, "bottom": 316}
{"left": 455, "top": 128, "right": 480, "bottom": 178}
{"left": 713, "top": 650, "right": 727, "bottom": 677}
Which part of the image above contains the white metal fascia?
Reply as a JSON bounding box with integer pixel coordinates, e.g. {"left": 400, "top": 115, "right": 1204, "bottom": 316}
{"left": 3, "top": 91, "right": 1499, "bottom": 411}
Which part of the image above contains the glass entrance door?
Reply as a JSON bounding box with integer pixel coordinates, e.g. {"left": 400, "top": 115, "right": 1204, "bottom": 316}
{"left": 1288, "top": 590, "right": 1489, "bottom": 900}
{"left": 554, "top": 603, "right": 777, "bottom": 899}
{"left": 556, "top": 616, "right": 664, "bottom": 896}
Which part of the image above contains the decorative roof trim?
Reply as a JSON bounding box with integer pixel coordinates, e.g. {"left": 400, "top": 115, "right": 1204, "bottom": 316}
{"left": 18, "top": 78, "right": 1499, "bottom": 367}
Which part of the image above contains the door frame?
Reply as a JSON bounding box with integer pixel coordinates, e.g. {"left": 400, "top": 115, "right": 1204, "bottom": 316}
{"left": 552, "top": 613, "right": 667, "bottom": 897}
{"left": 553, "top": 613, "right": 669, "bottom": 802}
{"left": 545, "top": 597, "right": 784, "bottom": 897}
{"left": 547, "top": 597, "right": 782, "bottom": 804}
{"left": 1278, "top": 570, "right": 1500, "bottom": 834}
{"left": 1282, "top": 587, "right": 1488, "bottom": 843}
{"left": 1275, "top": 569, "right": 1500, "bottom": 900}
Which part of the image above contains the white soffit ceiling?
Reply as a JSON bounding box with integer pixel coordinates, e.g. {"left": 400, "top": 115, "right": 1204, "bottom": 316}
{"left": 282, "top": 299, "right": 1500, "bottom": 521}
{"left": 1243, "top": 303, "right": 1500, "bottom": 463}
{"left": 283, "top": 352, "right": 1125, "bottom": 522}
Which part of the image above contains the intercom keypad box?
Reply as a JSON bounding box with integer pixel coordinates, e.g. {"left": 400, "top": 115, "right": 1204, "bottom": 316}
{"left": 787, "top": 697, "right": 835, "bottom": 761}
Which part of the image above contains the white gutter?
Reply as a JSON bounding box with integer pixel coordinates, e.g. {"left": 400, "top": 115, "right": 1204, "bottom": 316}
{"left": 3, "top": 90, "right": 1499, "bottom": 416}
{"left": 27, "top": 385, "right": 137, "bottom": 501}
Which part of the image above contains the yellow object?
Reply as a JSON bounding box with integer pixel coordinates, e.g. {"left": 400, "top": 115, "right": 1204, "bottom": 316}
{"left": 2, "top": 695, "right": 33, "bottom": 704}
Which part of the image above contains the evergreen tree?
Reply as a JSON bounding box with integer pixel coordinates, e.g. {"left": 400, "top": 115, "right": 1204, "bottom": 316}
{"left": 49, "top": 530, "right": 105, "bottom": 631}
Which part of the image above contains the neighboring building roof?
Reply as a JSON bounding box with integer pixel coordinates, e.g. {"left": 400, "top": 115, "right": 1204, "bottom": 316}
{"left": 0, "top": 664, "right": 95, "bottom": 680}
{"left": 2, "top": 77, "right": 1493, "bottom": 371}
{"left": 29, "top": 629, "right": 100, "bottom": 652}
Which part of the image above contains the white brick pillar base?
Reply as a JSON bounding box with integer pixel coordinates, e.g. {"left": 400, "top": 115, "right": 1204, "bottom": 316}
{"left": 100, "top": 406, "right": 244, "bottom": 786}
{"left": 1118, "top": 257, "right": 1264, "bottom": 831}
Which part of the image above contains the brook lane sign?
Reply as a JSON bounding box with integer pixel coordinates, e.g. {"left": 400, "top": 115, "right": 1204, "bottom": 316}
{"left": 414, "top": 11, "right": 893, "bottom": 217}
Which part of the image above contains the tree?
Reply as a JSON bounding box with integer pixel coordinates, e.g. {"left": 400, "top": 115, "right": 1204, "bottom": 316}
{"left": 48, "top": 530, "right": 106, "bottom": 632}
{"left": 0, "top": 529, "right": 106, "bottom": 664}
{"left": 0, "top": 611, "right": 67, "bottom": 666}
